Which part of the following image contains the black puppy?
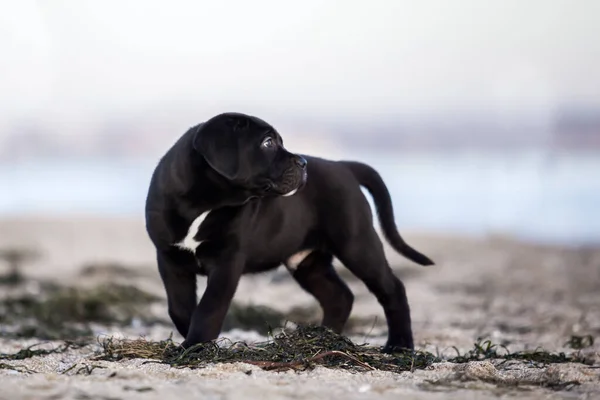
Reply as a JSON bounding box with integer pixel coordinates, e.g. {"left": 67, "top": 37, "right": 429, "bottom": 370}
{"left": 145, "top": 112, "right": 434, "bottom": 352}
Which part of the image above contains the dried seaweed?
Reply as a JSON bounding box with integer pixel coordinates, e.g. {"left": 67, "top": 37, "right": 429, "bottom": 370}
{"left": 95, "top": 325, "right": 438, "bottom": 373}
{"left": 93, "top": 327, "right": 595, "bottom": 375}
{"left": 0, "top": 341, "right": 82, "bottom": 361}
{"left": 448, "top": 338, "right": 594, "bottom": 366}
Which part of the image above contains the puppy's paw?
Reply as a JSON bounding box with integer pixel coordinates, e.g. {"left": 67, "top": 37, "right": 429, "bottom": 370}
{"left": 382, "top": 338, "right": 414, "bottom": 354}
{"left": 180, "top": 339, "right": 205, "bottom": 351}
{"left": 179, "top": 339, "right": 192, "bottom": 349}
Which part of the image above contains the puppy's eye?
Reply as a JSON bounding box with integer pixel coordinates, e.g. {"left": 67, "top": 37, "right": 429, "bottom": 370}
{"left": 262, "top": 137, "right": 274, "bottom": 148}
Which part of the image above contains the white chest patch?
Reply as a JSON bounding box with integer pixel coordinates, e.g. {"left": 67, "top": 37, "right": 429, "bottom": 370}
{"left": 174, "top": 211, "right": 211, "bottom": 252}
{"left": 284, "top": 249, "right": 314, "bottom": 272}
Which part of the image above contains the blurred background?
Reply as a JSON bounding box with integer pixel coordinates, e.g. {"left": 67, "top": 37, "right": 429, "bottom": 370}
{"left": 1, "top": 3, "right": 600, "bottom": 379}
{"left": 1, "top": 0, "right": 599, "bottom": 246}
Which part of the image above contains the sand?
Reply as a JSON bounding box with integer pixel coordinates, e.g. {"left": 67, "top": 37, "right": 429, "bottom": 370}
{"left": 0, "top": 215, "right": 599, "bottom": 399}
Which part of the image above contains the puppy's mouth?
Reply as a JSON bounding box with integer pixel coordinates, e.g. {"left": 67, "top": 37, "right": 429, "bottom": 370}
{"left": 264, "top": 167, "right": 307, "bottom": 198}
{"left": 282, "top": 169, "right": 307, "bottom": 197}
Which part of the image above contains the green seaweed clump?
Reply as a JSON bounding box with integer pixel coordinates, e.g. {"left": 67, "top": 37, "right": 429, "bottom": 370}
{"left": 97, "top": 325, "right": 438, "bottom": 373}
{"left": 0, "top": 283, "right": 164, "bottom": 340}
{"left": 95, "top": 328, "right": 596, "bottom": 375}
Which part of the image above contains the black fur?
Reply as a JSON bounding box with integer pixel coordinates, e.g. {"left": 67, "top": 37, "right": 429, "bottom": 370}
{"left": 145, "top": 112, "right": 434, "bottom": 352}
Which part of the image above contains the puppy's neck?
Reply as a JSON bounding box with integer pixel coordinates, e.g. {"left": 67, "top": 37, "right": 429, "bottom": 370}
{"left": 175, "top": 163, "right": 253, "bottom": 220}
{"left": 167, "top": 143, "right": 256, "bottom": 222}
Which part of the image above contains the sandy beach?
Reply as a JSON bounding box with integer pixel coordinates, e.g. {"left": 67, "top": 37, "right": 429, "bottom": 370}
{"left": 0, "top": 215, "right": 598, "bottom": 399}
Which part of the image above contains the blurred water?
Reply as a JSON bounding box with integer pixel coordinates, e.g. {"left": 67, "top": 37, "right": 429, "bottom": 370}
{"left": 1, "top": 149, "right": 598, "bottom": 246}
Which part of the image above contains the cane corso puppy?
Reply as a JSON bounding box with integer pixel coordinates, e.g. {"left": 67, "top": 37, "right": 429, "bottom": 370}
{"left": 144, "top": 112, "right": 434, "bottom": 353}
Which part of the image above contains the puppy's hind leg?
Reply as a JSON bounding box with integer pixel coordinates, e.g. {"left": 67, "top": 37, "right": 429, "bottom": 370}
{"left": 157, "top": 248, "right": 198, "bottom": 339}
{"left": 333, "top": 229, "right": 415, "bottom": 352}
{"left": 287, "top": 251, "right": 354, "bottom": 334}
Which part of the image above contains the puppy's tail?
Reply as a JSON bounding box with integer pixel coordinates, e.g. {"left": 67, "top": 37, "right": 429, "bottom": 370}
{"left": 342, "top": 161, "right": 434, "bottom": 266}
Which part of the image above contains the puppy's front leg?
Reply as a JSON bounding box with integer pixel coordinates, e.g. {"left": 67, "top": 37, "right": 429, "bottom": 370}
{"left": 181, "top": 252, "right": 245, "bottom": 348}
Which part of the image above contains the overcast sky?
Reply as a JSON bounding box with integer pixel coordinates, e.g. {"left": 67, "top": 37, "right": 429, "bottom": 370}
{"left": 1, "top": 0, "right": 599, "bottom": 131}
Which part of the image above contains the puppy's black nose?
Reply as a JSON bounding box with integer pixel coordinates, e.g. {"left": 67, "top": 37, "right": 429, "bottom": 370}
{"left": 294, "top": 156, "right": 307, "bottom": 170}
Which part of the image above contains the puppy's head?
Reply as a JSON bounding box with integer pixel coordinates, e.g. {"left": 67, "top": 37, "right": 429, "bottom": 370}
{"left": 193, "top": 112, "right": 307, "bottom": 197}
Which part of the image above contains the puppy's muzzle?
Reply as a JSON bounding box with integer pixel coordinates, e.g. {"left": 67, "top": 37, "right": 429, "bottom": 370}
{"left": 294, "top": 155, "right": 308, "bottom": 188}
{"left": 275, "top": 155, "right": 307, "bottom": 197}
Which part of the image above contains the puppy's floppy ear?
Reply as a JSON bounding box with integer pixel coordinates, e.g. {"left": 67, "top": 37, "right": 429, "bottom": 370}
{"left": 192, "top": 115, "right": 241, "bottom": 180}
